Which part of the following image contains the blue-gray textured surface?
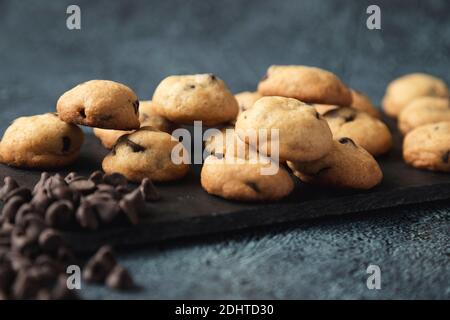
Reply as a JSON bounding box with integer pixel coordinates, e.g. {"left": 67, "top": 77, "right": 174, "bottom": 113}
{"left": 0, "top": 0, "right": 449, "bottom": 299}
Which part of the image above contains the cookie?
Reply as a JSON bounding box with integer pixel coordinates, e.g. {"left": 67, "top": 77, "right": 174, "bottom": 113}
{"left": 382, "top": 73, "right": 449, "bottom": 118}
{"left": 287, "top": 138, "right": 383, "bottom": 189}
{"left": 403, "top": 121, "right": 450, "bottom": 172}
{"left": 102, "top": 127, "right": 189, "bottom": 182}
{"left": 235, "top": 96, "right": 333, "bottom": 161}
{"left": 0, "top": 113, "right": 84, "bottom": 168}
{"left": 321, "top": 107, "right": 392, "bottom": 156}
{"left": 152, "top": 74, "right": 239, "bottom": 126}
{"left": 398, "top": 97, "right": 450, "bottom": 134}
{"left": 201, "top": 154, "right": 294, "bottom": 201}
{"left": 257, "top": 65, "right": 352, "bottom": 106}
{"left": 93, "top": 100, "right": 177, "bottom": 148}
{"left": 57, "top": 80, "right": 140, "bottom": 130}
{"left": 350, "top": 89, "right": 380, "bottom": 118}
{"left": 204, "top": 127, "right": 257, "bottom": 159}
{"left": 232, "top": 91, "right": 263, "bottom": 123}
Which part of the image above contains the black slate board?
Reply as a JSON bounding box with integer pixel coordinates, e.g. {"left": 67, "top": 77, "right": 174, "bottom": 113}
{"left": 1, "top": 118, "right": 449, "bottom": 252}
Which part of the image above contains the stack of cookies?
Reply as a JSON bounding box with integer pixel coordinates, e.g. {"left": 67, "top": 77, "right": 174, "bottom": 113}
{"left": 382, "top": 73, "right": 450, "bottom": 172}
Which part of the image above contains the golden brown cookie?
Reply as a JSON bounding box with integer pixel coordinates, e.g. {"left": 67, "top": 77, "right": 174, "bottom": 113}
{"left": 152, "top": 74, "right": 238, "bottom": 126}
{"left": 287, "top": 138, "right": 383, "bottom": 189}
{"left": 0, "top": 113, "right": 84, "bottom": 168}
{"left": 57, "top": 80, "right": 140, "bottom": 130}
{"left": 382, "top": 73, "right": 449, "bottom": 118}
{"left": 403, "top": 121, "right": 450, "bottom": 172}
{"left": 321, "top": 107, "right": 392, "bottom": 156}
{"left": 398, "top": 97, "right": 450, "bottom": 134}
{"left": 201, "top": 154, "right": 294, "bottom": 201}
{"left": 235, "top": 96, "right": 333, "bottom": 162}
{"left": 350, "top": 89, "right": 380, "bottom": 118}
{"left": 102, "top": 127, "right": 190, "bottom": 182}
{"left": 257, "top": 65, "right": 352, "bottom": 106}
{"left": 93, "top": 100, "right": 177, "bottom": 148}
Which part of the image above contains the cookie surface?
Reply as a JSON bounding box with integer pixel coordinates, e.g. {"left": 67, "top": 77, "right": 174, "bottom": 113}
{"left": 321, "top": 107, "right": 392, "bottom": 156}
{"left": 93, "top": 100, "right": 177, "bottom": 148}
{"left": 201, "top": 154, "right": 294, "bottom": 201}
{"left": 0, "top": 113, "right": 84, "bottom": 168}
{"left": 102, "top": 127, "right": 190, "bottom": 182}
{"left": 257, "top": 65, "right": 352, "bottom": 106}
{"left": 152, "top": 74, "right": 238, "bottom": 126}
{"left": 232, "top": 91, "right": 263, "bottom": 124}
{"left": 287, "top": 138, "right": 383, "bottom": 189}
{"left": 398, "top": 97, "right": 450, "bottom": 134}
{"left": 204, "top": 127, "right": 257, "bottom": 160}
{"left": 57, "top": 80, "right": 140, "bottom": 130}
{"left": 382, "top": 73, "right": 449, "bottom": 118}
{"left": 235, "top": 96, "right": 333, "bottom": 162}
{"left": 350, "top": 89, "right": 380, "bottom": 118}
{"left": 403, "top": 121, "right": 450, "bottom": 172}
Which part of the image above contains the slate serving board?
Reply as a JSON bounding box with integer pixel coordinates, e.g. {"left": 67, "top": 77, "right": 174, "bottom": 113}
{"left": 1, "top": 118, "right": 449, "bottom": 252}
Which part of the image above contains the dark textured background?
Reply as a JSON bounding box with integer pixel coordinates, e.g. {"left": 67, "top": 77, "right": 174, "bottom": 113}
{"left": 0, "top": 0, "right": 449, "bottom": 299}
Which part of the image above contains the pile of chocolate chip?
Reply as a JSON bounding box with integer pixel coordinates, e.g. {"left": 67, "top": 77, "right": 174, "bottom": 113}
{"left": 0, "top": 171, "right": 159, "bottom": 299}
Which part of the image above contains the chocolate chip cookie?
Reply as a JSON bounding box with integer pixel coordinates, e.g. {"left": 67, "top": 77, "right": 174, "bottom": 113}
{"left": 382, "top": 73, "right": 449, "bottom": 118}
{"left": 287, "top": 138, "right": 383, "bottom": 189}
{"left": 403, "top": 121, "right": 450, "bottom": 172}
{"left": 0, "top": 113, "right": 84, "bottom": 168}
{"left": 204, "top": 127, "right": 257, "bottom": 160}
{"left": 257, "top": 65, "right": 352, "bottom": 106}
{"left": 102, "top": 127, "right": 190, "bottom": 182}
{"left": 152, "top": 74, "right": 239, "bottom": 126}
{"left": 93, "top": 100, "right": 177, "bottom": 148}
{"left": 398, "top": 97, "right": 450, "bottom": 134}
{"left": 321, "top": 107, "right": 392, "bottom": 156}
{"left": 57, "top": 80, "right": 140, "bottom": 130}
{"left": 235, "top": 96, "right": 333, "bottom": 161}
{"left": 350, "top": 89, "right": 380, "bottom": 118}
{"left": 201, "top": 154, "right": 294, "bottom": 201}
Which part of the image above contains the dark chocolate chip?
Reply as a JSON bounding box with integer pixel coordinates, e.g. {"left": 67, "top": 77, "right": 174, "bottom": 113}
{"left": 119, "top": 188, "right": 144, "bottom": 225}
{"left": 56, "top": 246, "right": 77, "bottom": 267}
{"left": 338, "top": 137, "right": 357, "bottom": 146}
{"left": 75, "top": 202, "right": 99, "bottom": 230}
{"left": 12, "top": 270, "right": 40, "bottom": 299}
{"left": 132, "top": 100, "right": 140, "bottom": 114}
{"left": 103, "top": 172, "right": 127, "bottom": 187}
{"left": 83, "top": 245, "right": 116, "bottom": 283}
{"left": 69, "top": 179, "right": 96, "bottom": 194}
{"left": 1, "top": 196, "right": 27, "bottom": 223}
{"left": 85, "top": 195, "right": 120, "bottom": 224}
{"left": 0, "top": 264, "right": 15, "bottom": 292}
{"left": 79, "top": 109, "right": 86, "bottom": 118}
{"left": 106, "top": 265, "right": 135, "bottom": 290}
{"left": 315, "top": 111, "right": 321, "bottom": 119}
{"left": 442, "top": 151, "right": 450, "bottom": 163}
{"left": 209, "top": 74, "right": 216, "bottom": 81}
{"left": 64, "top": 172, "right": 83, "bottom": 184}
{"left": 0, "top": 177, "right": 19, "bottom": 201}
{"left": 48, "top": 275, "right": 78, "bottom": 300}
{"left": 45, "top": 200, "right": 74, "bottom": 229}
{"left": 38, "top": 229, "right": 63, "bottom": 253}
{"left": 3, "top": 187, "right": 32, "bottom": 203}
{"left": 125, "top": 139, "right": 145, "bottom": 153}
{"left": 245, "top": 181, "right": 260, "bottom": 193}
{"left": 33, "top": 172, "right": 50, "bottom": 195}
{"left": 89, "top": 171, "right": 104, "bottom": 185}
{"left": 15, "top": 203, "right": 40, "bottom": 225}
{"left": 344, "top": 114, "right": 356, "bottom": 122}
{"left": 30, "top": 189, "right": 52, "bottom": 212}
{"left": 139, "top": 178, "right": 160, "bottom": 202}
{"left": 62, "top": 136, "right": 71, "bottom": 153}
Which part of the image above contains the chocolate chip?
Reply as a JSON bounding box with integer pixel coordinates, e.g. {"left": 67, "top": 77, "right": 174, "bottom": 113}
{"left": 83, "top": 245, "right": 116, "bottom": 283}
{"left": 0, "top": 177, "right": 19, "bottom": 201}
{"left": 344, "top": 114, "right": 356, "bottom": 122}
{"left": 124, "top": 139, "right": 145, "bottom": 153}
{"left": 103, "top": 173, "right": 127, "bottom": 187}
{"left": 48, "top": 275, "right": 78, "bottom": 300}
{"left": 79, "top": 109, "right": 86, "bottom": 118}
{"left": 315, "top": 111, "right": 321, "bottom": 119}
{"left": 209, "top": 74, "right": 216, "bottom": 81}
{"left": 188, "top": 84, "right": 196, "bottom": 89}
{"left": 56, "top": 246, "right": 77, "bottom": 267}
{"left": 245, "top": 181, "right": 260, "bottom": 193}
{"left": 64, "top": 172, "right": 83, "bottom": 184}
{"left": 38, "top": 229, "right": 63, "bottom": 253}
{"left": 338, "top": 137, "right": 357, "bottom": 146}
{"left": 30, "top": 189, "right": 52, "bottom": 212}
{"left": 15, "top": 203, "right": 39, "bottom": 225}
{"left": 139, "top": 178, "right": 160, "bottom": 202}
{"left": 119, "top": 188, "right": 144, "bottom": 225}
{"left": 32, "top": 172, "right": 50, "bottom": 195}
{"left": 69, "top": 179, "right": 96, "bottom": 194}
{"left": 0, "top": 264, "right": 15, "bottom": 292}
{"left": 3, "top": 187, "right": 31, "bottom": 203}
{"left": 106, "top": 265, "right": 135, "bottom": 290}
{"left": 62, "top": 136, "right": 71, "bottom": 153}
{"left": 75, "top": 202, "right": 99, "bottom": 230}
{"left": 45, "top": 200, "right": 74, "bottom": 229}
{"left": 89, "top": 171, "right": 104, "bottom": 185}
{"left": 85, "top": 195, "right": 120, "bottom": 224}
{"left": 132, "top": 100, "right": 140, "bottom": 114}
{"left": 12, "top": 269, "right": 40, "bottom": 299}
{"left": 1, "top": 196, "right": 27, "bottom": 223}
{"left": 442, "top": 151, "right": 450, "bottom": 163}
